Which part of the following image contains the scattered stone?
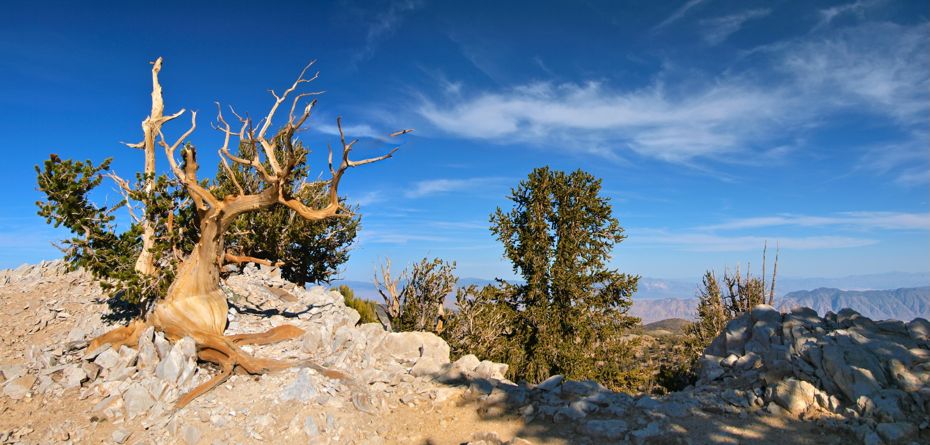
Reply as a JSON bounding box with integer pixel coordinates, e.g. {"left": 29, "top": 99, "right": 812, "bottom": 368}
{"left": 93, "top": 348, "right": 120, "bottom": 369}
{"left": 111, "top": 429, "right": 131, "bottom": 444}
{"left": 466, "top": 431, "right": 504, "bottom": 445}
{"left": 297, "top": 415, "right": 316, "bottom": 438}
{"left": 0, "top": 364, "right": 25, "bottom": 382}
{"left": 578, "top": 419, "right": 628, "bottom": 440}
{"left": 60, "top": 365, "right": 87, "bottom": 389}
{"left": 3, "top": 374, "right": 36, "bottom": 400}
{"left": 180, "top": 425, "right": 201, "bottom": 445}
{"left": 631, "top": 421, "right": 662, "bottom": 444}
{"left": 280, "top": 369, "right": 318, "bottom": 403}
{"left": 123, "top": 383, "right": 156, "bottom": 419}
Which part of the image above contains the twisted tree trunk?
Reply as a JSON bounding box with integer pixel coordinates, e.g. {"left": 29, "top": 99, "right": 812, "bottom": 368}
{"left": 88, "top": 57, "right": 409, "bottom": 409}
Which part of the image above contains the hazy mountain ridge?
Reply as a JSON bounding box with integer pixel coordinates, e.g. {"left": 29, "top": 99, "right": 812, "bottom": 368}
{"left": 632, "top": 272, "right": 930, "bottom": 300}
{"left": 630, "top": 286, "right": 930, "bottom": 324}
{"left": 333, "top": 272, "right": 930, "bottom": 303}
{"left": 778, "top": 286, "right": 930, "bottom": 321}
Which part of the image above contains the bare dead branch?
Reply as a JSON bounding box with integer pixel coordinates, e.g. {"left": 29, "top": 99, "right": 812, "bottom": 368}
{"left": 218, "top": 150, "right": 245, "bottom": 195}
{"left": 104, "top": 172, "right": 141, "bottom": 223}
{"left": 769, "top": 242, "right": 779, "bottom": 305}
{"left": 224, "top": 252, "right": 283, "bottom": 267}
{"left": 390, "top": 129, "right": 414, "bottom": 137}
{"left": 257, "top": 61, "right": 318, "bottom": 175}
{"left": 161, "top": 111, "right": 198, "bottom": 181}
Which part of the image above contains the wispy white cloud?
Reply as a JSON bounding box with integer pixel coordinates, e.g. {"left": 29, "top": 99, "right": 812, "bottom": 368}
{"left": 629, "top": 229, "right": 876, "bottom": 252}
{"left": 654, "top": 0, "right": 708, "bottom": 31}
{"left": 700, "top": 212, "right": 930, "bottom": 231}
{"left": 353, "top": 0, "right": 425, "bottom": 65}
{"left": 356, "top": 230, "right": 452, "bottom": 245}
{"left": 700, "top": 9, "right": 771, "bottom": 45}
{"left": 428, "top": 220, "right": 488, "bottom": 230}
{"left": 857, "top": 132, "right": 930, "bottom": 186}
{"left": 417, "top": 21, "right": 928, "bottom": 179}
{"left": 405, "top": 177, "right": 506, "bottom": 198}
{"left": 314, "top": 121, "right": 385, "bottom": 140}
{"left": 814, "top": 0, "right": 881, "bottom": 30}
{"left": 352, "top": 191, "right": 386, "bottom": 207}
{"left": 781, "top": 22, "right": 928, "bottom": 125}
{"left": 419, "top": 78, "right": 797, "bottom": 163}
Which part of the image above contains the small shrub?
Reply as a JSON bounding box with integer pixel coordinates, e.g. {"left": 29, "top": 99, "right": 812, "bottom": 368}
{"left": 333, "top": 285, "right": 378, "bottom": 324}
{"left": 375, "top": 257, "right": 457, "bottom": 333}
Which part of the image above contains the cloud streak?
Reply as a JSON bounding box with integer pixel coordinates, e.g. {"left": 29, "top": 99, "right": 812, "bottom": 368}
{"left": 417, "top": 22, "right": 927, "bottom": 178}
{"left": 353, "top": 0, "right": 425, "bottom": 65}
{"left": 654, "top": 0, "right": 707, "bottom": 31}
{"left": 405, "top": 177, "right": 506, "bottom": 198}
{"left": 700, "top": 9, "right": 771, "bottom": 45}
{"left": 628, "top": 229, "right": 876, "bottom": 252}
{"left": 700, "top": 212, "right": 930, "bottom": 231}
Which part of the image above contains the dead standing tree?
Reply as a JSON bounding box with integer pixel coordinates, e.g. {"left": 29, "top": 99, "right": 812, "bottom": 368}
{"left": 86, "top": 58, "right": 411, "bottom": 407}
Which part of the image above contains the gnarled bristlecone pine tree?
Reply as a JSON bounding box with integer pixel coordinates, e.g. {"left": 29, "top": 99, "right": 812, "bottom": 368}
{"left": 53, "top": 57, "right": 410, "bottom": 408}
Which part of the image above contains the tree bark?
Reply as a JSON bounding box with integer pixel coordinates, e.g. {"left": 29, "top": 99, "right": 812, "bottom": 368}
{"left": 152, "top": 213, "right": 228, "bottom": 339}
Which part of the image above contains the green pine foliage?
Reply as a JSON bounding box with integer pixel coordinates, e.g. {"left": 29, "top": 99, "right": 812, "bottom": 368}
{"left": 443, "top": 167, "right": 642, "bottom": 390}
{"left": 36, "top": 137, "right": 361, "bottom": 316}
{"left": 686, "top": 257, "right": 778, "bottom": 355}
{"left": 35, "top": 155, "right": 189, "bottom": 317}
{"left": 334, "top": 285, "right": 379, "bottom": 324}
{"left": 215, "top": 139, "right": 359, "bottom": 286}
{"left": 376, "top": 257, "right": 457, "bottom": 333}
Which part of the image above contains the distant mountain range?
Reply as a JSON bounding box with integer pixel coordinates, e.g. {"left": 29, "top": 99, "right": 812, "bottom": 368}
{"left": 332, "top": 271, "right": 929, "bottom": 303}
{"left": 332, "top": 272, "right": 930, "bottom": 300}
{"left": 330, "top": 273, "right": 930, "bottom": 324}
{"left": 629, "top": 286, "right": 930, "bottom": 324}
{"left": 634, "top": 271, "right": 930, "bottom": 299}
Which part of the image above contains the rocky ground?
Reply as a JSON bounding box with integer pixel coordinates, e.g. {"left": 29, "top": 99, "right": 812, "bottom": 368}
{"left": 0, "top": 261, "right": 925, "bottom": 444}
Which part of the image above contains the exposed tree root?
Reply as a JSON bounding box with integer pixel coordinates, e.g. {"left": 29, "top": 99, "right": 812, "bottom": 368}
{"left": 87, "top": 319, "right": 148, "bottom": 352}
{"left": 87, "top": 321, "right": 367, "bottom": 410}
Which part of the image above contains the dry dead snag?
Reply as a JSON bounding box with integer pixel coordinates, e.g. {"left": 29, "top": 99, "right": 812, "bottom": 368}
{"left": 87, "top": 57, "right": 410, "bottom": 408}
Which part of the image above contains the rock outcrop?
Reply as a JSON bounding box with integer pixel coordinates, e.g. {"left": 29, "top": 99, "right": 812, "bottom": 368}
{"left": 699, "top": 304, "right": 930, "bottom": 443}
{"left": 1, "top": 261, "right": 926, "bottom": 444}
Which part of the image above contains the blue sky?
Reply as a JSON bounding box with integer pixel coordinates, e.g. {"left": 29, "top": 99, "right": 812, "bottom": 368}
{"left": 1, "top": 0, "right": 927, "bottom": 284}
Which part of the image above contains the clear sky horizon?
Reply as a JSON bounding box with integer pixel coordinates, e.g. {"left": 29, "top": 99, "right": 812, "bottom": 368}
{"left": 1, "top": 0, "right": 927, "bottom": 284}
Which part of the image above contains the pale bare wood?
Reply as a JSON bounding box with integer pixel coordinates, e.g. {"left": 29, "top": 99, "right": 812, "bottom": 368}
{"left": 223, "top": 252, "right": 283, "bottom": 267}
{"left": 257, "top": 61, "right": 318, "bottom": 177}
{"left": 90, "top": 56, "right": 407, "bottom": 410}
{"left": 104, "top": 172, "right": 141, "bottom": 223}
{"left": 375, "top": 258, "right": 403, "bottom": 321}
{"left": 134, "top": 57, "right": 186, "bottom": 276}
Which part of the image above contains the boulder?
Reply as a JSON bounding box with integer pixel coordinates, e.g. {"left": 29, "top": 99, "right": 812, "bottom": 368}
{"left": 750, "top": 304, "right": 782, "bottom": 325}
{"left": 724, "top": 314, "right": 751, "bottom": 356}
{"left": 534, "top": 374, "right": 564, "bottom": 392}
{"left": 474, "top": 360, "right": 508, "bottom": 380}
{"left": 377, "top": 332, "right": 450, "bottom": 367}
{"left": 453, "top": 354, "right": 481, "bottom": 373}
{"left": 876, "top": 422, "right": 917, "bottom": 443}
{"left": 699, "top": 355, "right": 725, "bottom": 381}
{"left": 772, "top": 378, "right": 817, "bottom": 415}
{"left": 906, "top": 318, "right": 929, "bottom": 342}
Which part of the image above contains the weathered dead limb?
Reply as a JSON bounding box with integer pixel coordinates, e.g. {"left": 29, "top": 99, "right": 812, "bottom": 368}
{"left": 222, "top": 252, "right": 282, "bottom": 267}
{"left": 89, "top": 57, "right": 410, "bottom": 409}
{"left": 133, "top": 57, "right": 186, "bottom": 276}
